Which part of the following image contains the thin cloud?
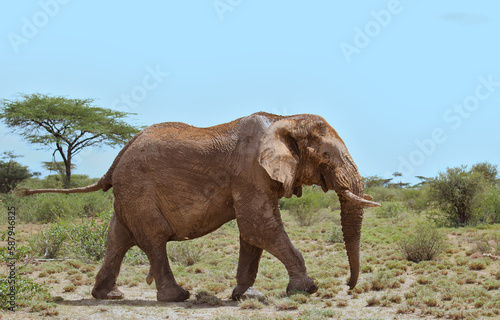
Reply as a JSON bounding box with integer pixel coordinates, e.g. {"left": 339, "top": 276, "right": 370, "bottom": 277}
{"left": 442, "top": 12, "right": 488, "bottom": 25}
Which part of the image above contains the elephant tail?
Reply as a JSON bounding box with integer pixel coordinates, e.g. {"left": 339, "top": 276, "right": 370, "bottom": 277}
{"left": 14, "top": 178, "right": 109, "bottom": 196}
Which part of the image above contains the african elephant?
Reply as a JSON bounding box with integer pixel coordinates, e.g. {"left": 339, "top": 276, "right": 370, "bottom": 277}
{"left": 18, "top": 112, "right": 380, "bottom": 302}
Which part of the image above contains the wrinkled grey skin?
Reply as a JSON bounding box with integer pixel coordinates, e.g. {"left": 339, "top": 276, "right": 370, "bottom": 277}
{"left": 18, "top": 112, "right": 380, "bottom": 302}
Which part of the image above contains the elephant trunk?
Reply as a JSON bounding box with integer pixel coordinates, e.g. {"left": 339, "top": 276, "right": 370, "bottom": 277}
{"left": 331, "top": 161, "right": 376, "bottom": 289}
{"left": 340, "top": 202, "right": 363, "bottom": 289}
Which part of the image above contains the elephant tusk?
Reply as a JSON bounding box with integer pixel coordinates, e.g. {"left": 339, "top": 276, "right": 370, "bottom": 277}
{"left": 341, "top": 190, "right": 381, "bottom": 207}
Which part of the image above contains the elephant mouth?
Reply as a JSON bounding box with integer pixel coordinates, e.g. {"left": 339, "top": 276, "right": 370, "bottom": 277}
{"left": 319, "top": 173, "right": 329, "bottom": 193}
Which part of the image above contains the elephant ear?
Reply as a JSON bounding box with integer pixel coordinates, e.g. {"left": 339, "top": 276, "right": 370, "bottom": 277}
{"left": 258, "top": 120, "right": 300, "bottom": 198}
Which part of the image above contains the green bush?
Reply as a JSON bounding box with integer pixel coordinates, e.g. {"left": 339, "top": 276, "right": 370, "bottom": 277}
{"left": 473, "top": 187, "right": 500, "bottom": 224}
{"left": 281, "top": 186, "right": 338, "bottom": 226}
{"left": 426, "top": 209, "right": 452, "bottom": 228}
{"left": 0, "top": 270, "right": 52, "bottom": 311}
{"left": 401, "top": 186, "right": 431, "bottom": 212}
{"left": 28, "top": 222, "right": 68, "bottom": 259}
{"left": 327, "top": 226, "right": 344, "bottom": 243}
{"left": 430, "top": 166, "right": 487, "bottom": 226}
{"left": 287, "top": 201, "right": 322, "bottom": 227}
{"left": 375, "top": 201, "right": 405, "bottom": 219}
{"left": 398, "top": 222, "right": 447, "bottom": 263}
{"left": 168, "top": 241, "right": 203, "bottom": 266}
{"left": 69, "top": 211, "right": 111, "bottom": 262}
{"left": 0, "top": 245, "right": 29, "bottom": 263}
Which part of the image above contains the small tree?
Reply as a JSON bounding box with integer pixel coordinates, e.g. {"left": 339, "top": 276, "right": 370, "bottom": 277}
{"left": 1, "top": 93, "right": 140, "bottom": 187}
{"left": 430, "top": 166, "right": 486, "bottom": 226}
{"left": 0, "top": 151, "right": 34, "bottom": 193}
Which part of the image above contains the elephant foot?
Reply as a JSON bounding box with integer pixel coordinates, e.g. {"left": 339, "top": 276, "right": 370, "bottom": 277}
{"left": 157, "top": 286, "right": 190, "bottom": 302}
{"left": 231, "top": 286, "right": 265, "bottom": 301}
{"left": 286, "top": 276, "right": 318, "bottom": 295}
{"left": 92, "top": 285, "right": 125, "bottom": 300}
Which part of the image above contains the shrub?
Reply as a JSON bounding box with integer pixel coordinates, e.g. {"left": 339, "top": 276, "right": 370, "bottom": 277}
{"left": 430, "top": 165, "right": 487, "bottom": 226}
{"left": 168, "top": 241, "right": 203, "bottom": 266}
{"left": 327, "top": 226, "right": 344, "bottom": 243}
{"left": 471, "top": 233, "right": 493, "bottom": 254}
{"left": 287, "top": 202, "right": 321, "bottom": 226}
{"left": 398, "top": 222, "right": 446, "bottom": 263}
{"left": 281, "top": 186, "right": 338, "bottom": 226}
{"left": 28, "top": 222, "right": 68, "bottom": 259}
{"left": 70, "top": 211, "right": 111, "bottom": 262}
{"left": 0, "top": 271, "right": 52, "bottom": 311}
{"left": 474, "top": 187, "right": 500, "bottom": 224}
{"left": 375, "top": 201, "right": 405, "bottom": 219}
{"left": 369, "top": 271, "right": 399, "bottom": 291}
{"left": 0, "top": 244, "right": 29, "bottom": 263}
{"left": 21, "top": 194, "right": 76, "bottom": 223}
{"left": 402, "top": 186, "right": 431, "bottom": 212}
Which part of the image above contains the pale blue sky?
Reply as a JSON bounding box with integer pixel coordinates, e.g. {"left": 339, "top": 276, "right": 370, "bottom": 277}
{"left": 1, "top": 1, "right": 499, "bottom": 184}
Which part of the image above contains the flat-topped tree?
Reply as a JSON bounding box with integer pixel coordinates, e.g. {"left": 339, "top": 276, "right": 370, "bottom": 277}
{"left": 1, "top": 93, "right": 140, "bottom": 187}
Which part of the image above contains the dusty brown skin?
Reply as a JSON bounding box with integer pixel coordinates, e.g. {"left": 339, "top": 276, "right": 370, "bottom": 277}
{"left": 18, "top": 112, "right": 380, "bottom": 302}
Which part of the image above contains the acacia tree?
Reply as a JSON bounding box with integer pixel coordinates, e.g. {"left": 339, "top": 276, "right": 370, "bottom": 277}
{"left": 1, "top": 93, "right": 140, "bottom": 187}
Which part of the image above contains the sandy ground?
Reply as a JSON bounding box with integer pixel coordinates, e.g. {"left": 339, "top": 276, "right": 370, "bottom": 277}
{"left": 1, "top": 278, "right": 444, "bottom": 320}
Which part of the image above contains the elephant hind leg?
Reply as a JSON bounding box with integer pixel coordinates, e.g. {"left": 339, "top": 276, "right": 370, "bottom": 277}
{"left": 137, "top": 239, "right": 190, "bottom": 302}
{"left": 232, "top": 236, "right": 263, "bottom": 301}
{"left": 92, "top": 214, "right": 134, "bottom": 300}
{"left": 125, "top": 205, "right": 189, "bottom": 302}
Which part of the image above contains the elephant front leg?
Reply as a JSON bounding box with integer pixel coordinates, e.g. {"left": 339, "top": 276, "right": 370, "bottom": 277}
{"left": 234, "top": 198, "right": 318, "bottom": 296}
{"left": 231, "top": 236, "right": 263, "bottom": 301}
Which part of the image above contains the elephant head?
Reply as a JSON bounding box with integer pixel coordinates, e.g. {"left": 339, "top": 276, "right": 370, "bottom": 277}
{"left": 258, "top": 114, "right": 380, "bottom": 289}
